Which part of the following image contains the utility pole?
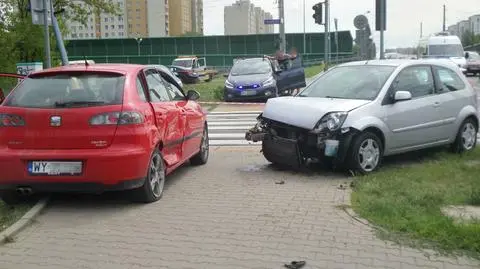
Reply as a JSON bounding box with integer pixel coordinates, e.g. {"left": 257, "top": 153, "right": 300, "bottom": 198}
{"left": 278, "top": 0, "right": 286, "bottom": 52}
{"left": 324, "top": 0, "right": 329, "bottom": 71}
{"left": 42, "top": 0, "right": 51, "bottom": 68}
{"left": 442, "top": 4, "right": 446, "bottom": 32}
{"left": 334, "top": 18, "right": 339, "bottom": 63}
{"left": 303, "top": 0, "right": 306, "bottom": 54}
{"left": 420, "top": 22, "right": 423, "bottom": 38}
{"left": 378, "top": 0, "right": 385, "bottom": 59}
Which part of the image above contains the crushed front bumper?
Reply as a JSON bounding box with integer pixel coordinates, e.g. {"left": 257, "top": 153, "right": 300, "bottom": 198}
{"left": 245, "top": 117, "right": 358, "bottom": 168}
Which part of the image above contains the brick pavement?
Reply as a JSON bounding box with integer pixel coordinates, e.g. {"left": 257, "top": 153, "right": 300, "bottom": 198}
{"left": 0, "top": 147, "right": 479, "bottom": 269}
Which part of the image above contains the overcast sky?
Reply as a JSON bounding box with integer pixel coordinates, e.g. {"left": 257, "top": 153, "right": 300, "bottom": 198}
{"left": 203, "top": 0, "right": 480, "bottom": 49}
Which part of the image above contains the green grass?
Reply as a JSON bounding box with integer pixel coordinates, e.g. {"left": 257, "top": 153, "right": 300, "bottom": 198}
{"left": 0, "top": 201, "right": 32, "bottom": 233}
{"left": 351, "top": 148, "right": 480, "bottom": 257}
{"left": 184, "top": 64, "right": 324, "bottom": 102}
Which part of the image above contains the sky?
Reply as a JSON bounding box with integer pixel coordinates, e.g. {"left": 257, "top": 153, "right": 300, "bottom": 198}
{"left": 203, "top": 0, "right": 480, "bottom": 49}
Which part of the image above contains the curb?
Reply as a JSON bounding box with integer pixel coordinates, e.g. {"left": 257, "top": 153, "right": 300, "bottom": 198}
{"left": 0, "top": 196, "right": 50, "bottom": 244}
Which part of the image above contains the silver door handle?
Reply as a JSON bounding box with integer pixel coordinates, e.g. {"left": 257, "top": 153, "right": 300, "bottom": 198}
{"left": 433, "top": 102, "right": 440, "bottom": 107}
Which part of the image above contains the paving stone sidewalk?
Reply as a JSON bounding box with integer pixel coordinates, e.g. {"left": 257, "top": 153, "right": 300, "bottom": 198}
{"left": 0, "top": 147, "right": 478, "bottom": 269}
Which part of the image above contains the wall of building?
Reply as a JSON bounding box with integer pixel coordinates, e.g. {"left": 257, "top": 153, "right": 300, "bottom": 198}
{"left": 224, "top": 0, "right": 273, "bottom": 35}
{"left": 148, "top": 0, "right": 169, "bottom": 37}
{"left": 169, "top": 0, "right": 192, "bottom": 36}
{"left": 470, "top": 15, "right": 480, "bottom": 35}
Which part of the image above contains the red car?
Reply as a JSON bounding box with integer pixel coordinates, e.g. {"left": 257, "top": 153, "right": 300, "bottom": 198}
{"left": 0, "top": 64, "right": 209, "bottom": 204}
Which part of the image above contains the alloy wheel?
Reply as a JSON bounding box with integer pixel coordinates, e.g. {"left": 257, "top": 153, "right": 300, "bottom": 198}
{"left": 149, "top": 152, "right": 165, "bottom": 198}
{"left": 461, "top": 122, "right": 477, "bottom": 150}
{"left": 357, "top": 138, "right": 380, "bottom": 172}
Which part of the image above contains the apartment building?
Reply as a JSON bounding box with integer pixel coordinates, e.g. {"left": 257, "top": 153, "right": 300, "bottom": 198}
{"left": 147, "top": 0, "right": 170, "bottom": 37}
{"left": 191, "top": 0, "right": 204, "bottom": 34}
{"left": 224, "top": 0, "right": 274, "bottom": 35}
{"left": 470, "top": 14, "right": 480, "bottom": 35}
{"left": 65, "top": 0, "right": 170, "bottom": 40}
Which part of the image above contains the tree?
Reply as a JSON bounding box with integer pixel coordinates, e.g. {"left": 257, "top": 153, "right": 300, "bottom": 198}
{"left": 0, "top": 0, "right": 120, "bottom": 71}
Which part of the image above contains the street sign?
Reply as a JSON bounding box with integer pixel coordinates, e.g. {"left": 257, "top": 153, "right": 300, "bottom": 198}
{"left": 16, "top": 62, "right": 43, "bottom": 82}
{"left": 30, "top": 0, "right": 52, "bottom": 25}
{"left": 264, "top": 19, "right": 281, "bottom": 25}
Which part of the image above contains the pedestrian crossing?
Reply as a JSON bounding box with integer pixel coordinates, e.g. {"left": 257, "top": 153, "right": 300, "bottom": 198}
{"left": 207, "top": 111, "right": 262, "bottom": 146}
{"left": 207, "top": 111, "right": 480, "bottom": 147}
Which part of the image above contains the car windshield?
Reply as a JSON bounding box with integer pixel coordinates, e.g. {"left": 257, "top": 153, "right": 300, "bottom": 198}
{"left": 230, "top": 59, "right": 271, "bottom": 76}
{"left": 298, "top": 65, "right": 396, "bottom": 100}
{"left": 172, "top": 59, "right": 192, "bottom": 68}
{"left": 4, "top": 72, "right": 125, "bottom": 108}
{"left": 428, "top": 44, "right": 464, "bottom": 57}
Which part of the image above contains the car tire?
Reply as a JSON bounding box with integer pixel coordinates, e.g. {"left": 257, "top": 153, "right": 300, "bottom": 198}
{"left": 346, "top": 132, "right": 383, "bottom": 175}
{"left": 190, "top": 124, "right": 209, "bottom": 166}
{"left": 0, "top": 191, "right": 24, "bottom": 205}
{"left": 450, "top": 118, "right": 478, "bottom": 153}
{"left": 131, "top": 148, "right": 166, "bottom": 203}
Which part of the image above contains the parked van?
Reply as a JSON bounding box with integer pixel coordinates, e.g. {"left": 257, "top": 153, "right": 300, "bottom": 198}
{"left": 418, "top": 33, "right": 467, "bottom": 74}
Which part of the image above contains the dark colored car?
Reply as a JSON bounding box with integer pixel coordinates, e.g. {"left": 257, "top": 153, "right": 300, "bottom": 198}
{"left": 223, "top": 57, "right": 306, "bottom": 102}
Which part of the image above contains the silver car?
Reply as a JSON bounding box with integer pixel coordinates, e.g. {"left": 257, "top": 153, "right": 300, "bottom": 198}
{"left": 245, "top": 59, "right": 479, "bottom": 174}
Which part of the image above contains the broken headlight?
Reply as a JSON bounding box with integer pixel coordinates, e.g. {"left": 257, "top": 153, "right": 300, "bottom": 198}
{"left": 312, "top": 112, "right": 348, "bottom": 133}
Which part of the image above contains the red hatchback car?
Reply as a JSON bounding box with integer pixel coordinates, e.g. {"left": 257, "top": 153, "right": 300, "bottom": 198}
{"left": 0, "top": 64, "right": 209, "bottom": 204}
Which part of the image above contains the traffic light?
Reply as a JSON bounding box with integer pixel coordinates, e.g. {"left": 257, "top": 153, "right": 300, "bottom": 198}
{"left": 312, "top": 2, "right": 323, "bottom": 25}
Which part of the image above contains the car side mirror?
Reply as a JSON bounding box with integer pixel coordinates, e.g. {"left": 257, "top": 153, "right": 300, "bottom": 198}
{"left": 394, "top": 90, "right": 412, "bottom": 102}
{"left": 0, "top": 89, "right": 4, "bottom": 103}
{"left": 223, "top": 73, "right": 228, "bottom": 78}
{"left": 186, "top": 90, "right": 200, "bottom": 101}
{"left": 465, "top": 52, "right": 470, "bottom": 59}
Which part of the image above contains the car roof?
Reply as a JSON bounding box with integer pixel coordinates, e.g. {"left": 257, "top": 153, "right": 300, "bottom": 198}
{"left": 339, "top": 59, "right": 460, "bottom": 69}
{"left": 30, "top": 63, "right": 146, "bottom": 76}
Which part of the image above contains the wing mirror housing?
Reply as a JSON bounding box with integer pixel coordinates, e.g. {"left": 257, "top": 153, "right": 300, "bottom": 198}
{"left": 394, "top": 91, "right": 412, "bottom": 102}
{"left": 186, "top": 90, "right": 200, "bottom": 101}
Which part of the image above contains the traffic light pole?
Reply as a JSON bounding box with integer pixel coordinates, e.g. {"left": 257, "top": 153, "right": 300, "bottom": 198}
{"left": 279, "top": 0, "right": 286, "bottom": 52}
{"left": 324, "top": 0, "right": 329, "bottom": 71}
{"left": 42, "top": 0, "right": 51, "bottom": 68}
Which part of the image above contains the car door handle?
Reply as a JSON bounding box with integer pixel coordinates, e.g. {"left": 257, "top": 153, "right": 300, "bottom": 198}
{"left": 433, "top": 102, "right": 440, "bottom": 107}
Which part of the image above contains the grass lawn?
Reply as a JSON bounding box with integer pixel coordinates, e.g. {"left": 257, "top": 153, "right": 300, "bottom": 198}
{"left": 351, "top": 148, "right": 480, "bottom": 257}
{"left": 184, "top": 64, "right": 324, "bottom": 102}
{"left": 0, "top": 201, "right": 32, "bottom": 233}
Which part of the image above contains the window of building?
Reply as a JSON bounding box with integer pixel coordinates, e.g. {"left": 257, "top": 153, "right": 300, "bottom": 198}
{"left": 90, "top": 33, "right": 94, "bottom": 37}
{"left": 110, "top": 17, "right": 114, "bottom": 22}
{"left": 79, "top": 33, "right": 84, "bottom": 38}
{"left": 105, "top": 33, "right": 109, "bottom": 37}
{"left": 118, "top": 16, "right": 123, "bottom": 21}
{"left": 119, "top": 25, "right": 124, "bottom": 29}
{"left": 72, "top": 33, "right": 77, "bottom": 38}
{"left": 104, "top": 18, "right": 108, "bottom": 22}
{"left": 119, "top": 32, "right": 124, "bottom": 37}
{"left": 111, "top": 25, "right": 115, "bottom": 29}
{"left": 105, "top": 25, "right": 108, "bottom": 30}
{"left": 79, "top": 26, "right": 83, "bottom": 30}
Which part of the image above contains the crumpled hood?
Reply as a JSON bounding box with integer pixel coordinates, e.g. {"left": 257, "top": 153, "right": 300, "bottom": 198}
{"left": 262, "top": 97, "right": 371, "bottom": 129}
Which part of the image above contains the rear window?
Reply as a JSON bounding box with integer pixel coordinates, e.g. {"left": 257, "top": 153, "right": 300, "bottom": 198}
{"left": 4, "top": 72, "right": 125, "bottom": 108}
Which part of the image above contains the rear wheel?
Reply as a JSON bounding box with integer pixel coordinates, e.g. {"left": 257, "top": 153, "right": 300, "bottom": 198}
{"left": 190, "top": 124, "right": 209, "bottom": 165}
{"left": 451, "top": 118, "right": 478, "bottom": 153}
{"left": 131, "top": 148, "right": 165, "bottom": 203}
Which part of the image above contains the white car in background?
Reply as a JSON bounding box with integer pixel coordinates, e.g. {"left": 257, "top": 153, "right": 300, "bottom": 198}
{"left": 418, "top": 33, "right": 467, "bottom": 74}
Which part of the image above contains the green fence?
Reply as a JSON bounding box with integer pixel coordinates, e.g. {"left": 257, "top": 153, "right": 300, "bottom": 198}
{"left": 66, "top": 31, "right": 353, "bottom": 67}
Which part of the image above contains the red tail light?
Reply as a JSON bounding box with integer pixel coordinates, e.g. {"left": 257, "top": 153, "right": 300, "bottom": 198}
{"left": 89, "top": 111, "right": 144, "bottom": 125}
{"left": 0, "top": 114, "right": 25, "bottom": 127}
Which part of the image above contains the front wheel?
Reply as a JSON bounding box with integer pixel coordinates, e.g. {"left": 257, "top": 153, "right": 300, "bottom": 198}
{"left": 190, "top": 124, "right": 209, "bottom": 165}
{"left": 131, "top": 148, "right": 166, "bottom": 203}
{"left": 347, "top": 132, "right": 383, "bottom": 175}
{"left": 451, "top": 118, "right": 478, "bottom": 153}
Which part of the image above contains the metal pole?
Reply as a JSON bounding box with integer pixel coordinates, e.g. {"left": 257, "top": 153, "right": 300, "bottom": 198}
{"left": 379, "top": 0, "right": 385, "bottom": 60}
{"left": 334, "top": 18, "right": 338, "bottom": 63}
{"left": 324, "top": 0, "right": 329, "bottom": 71}
{"left": 442, "top": 5, "right": 446, "bottom": 32}
{"left": 42, "top": 0, "right": 51, "bottom": 68}
{"left": 303, "top": 0, "right": 306, "bottom": 54}
{"left": 51, "top": 0, "right": 68, "bottom": 66}
{"left": 279, "top": 0, "right": 286, "bottom": 52}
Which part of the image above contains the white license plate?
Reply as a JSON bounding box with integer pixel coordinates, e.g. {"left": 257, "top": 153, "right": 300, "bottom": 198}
{"left": 240, "top": 90, "right": 256, "bottom": 96}
{"left": 28, "top": 161, "right": 82, "bottom": 175}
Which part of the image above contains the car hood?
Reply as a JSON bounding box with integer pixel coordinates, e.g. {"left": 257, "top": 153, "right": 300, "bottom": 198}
{"left": 228, "top": 73, "right": 271, "bottom": 85}
{"left": 262, "top": 97, "right": 371, "bottom": 129}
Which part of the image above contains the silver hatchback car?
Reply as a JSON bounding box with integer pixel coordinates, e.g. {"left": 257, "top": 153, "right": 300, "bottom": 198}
{"left": 245, "top": 59, "right": 479, "bottom": 174}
